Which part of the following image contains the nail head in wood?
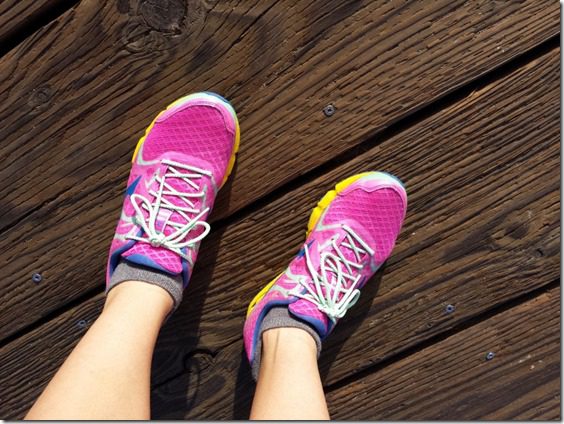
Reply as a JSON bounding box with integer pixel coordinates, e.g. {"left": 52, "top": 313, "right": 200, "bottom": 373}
{"left": 486, "top": 351, "right": 495, "bottom": 361}
{"left": 445, "top": 304, "right": 455, "bottom": 314}
{"left": 323, "top": 104, "right": 336, "bottom": 117}
{"left": 32, "top": 273, "right": 42, "bottom": 284}
{"left": 77, "top": 319, "right": 87, "bottom": 329}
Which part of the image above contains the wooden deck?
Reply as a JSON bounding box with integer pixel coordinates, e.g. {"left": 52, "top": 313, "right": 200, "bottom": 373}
{"left": 0, "top": 0, "right": 560, "bottom": 419}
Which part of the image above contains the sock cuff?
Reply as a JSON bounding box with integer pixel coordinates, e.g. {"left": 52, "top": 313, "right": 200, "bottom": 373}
{"left": 251, "top": 307, "right": 322, "bottom": 380}
{"left": 107, "top": 260, "right": 184, "bottom": 309}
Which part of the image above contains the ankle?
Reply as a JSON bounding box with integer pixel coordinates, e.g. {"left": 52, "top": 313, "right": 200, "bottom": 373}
{"left": 104, "top": 281, "right": 174, "bottom": 320}
{"left": 107, "top": 261, "right": 183, "bottom": 310}
{"left": 262, "top": 327, "right": 318, "bottom": 356}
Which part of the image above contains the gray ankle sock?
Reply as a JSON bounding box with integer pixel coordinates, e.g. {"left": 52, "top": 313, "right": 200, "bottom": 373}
{"left": 251, "top": 307, "right": 322, "bottom": 380}
{"left": 107, "top": 260, "right": 184, "bottom": 309}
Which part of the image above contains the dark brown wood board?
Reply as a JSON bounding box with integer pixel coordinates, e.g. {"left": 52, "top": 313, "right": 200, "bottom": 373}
{"left": 325, "top": 286, "right": 561, "bottom": 420}
{"left": 0, "top": 0, "right": 559, "bottom": 342}
{"left": 0, "top": 45, "right": 559, "bottom": 420}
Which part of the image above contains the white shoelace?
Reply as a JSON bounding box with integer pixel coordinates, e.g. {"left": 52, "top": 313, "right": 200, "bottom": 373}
{"left": 290, "top": 225, "right": 374, "bottom": 322}
{"left": 126, "top": 160, "right": 212, "bottom": 260}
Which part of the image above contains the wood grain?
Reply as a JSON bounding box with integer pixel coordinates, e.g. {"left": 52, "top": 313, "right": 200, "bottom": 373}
{"left": 325, "top": 286, "right": 560, "bottom": 420}
{"left": 0, "top": 47, "right": 559, "bottom": 419}
{"left": 0, "top": 0, "right": 559, "bottom": 342}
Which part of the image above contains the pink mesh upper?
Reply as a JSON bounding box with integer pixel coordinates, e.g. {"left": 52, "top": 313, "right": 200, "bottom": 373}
{"left": 323, "top": 187, "right": 406, "bottom": 263}
{"left": 142, "top": 104, "right": 235, "bottom": 187}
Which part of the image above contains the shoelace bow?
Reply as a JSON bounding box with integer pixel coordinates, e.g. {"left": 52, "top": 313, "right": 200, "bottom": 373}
{"left": 127, "top": 159, "right": 212, "bottom": 260}
{"left": 291, "top": 225, "right": 375, "bottom": 322}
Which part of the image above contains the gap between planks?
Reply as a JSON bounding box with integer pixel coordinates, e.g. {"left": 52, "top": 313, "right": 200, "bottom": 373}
{"left": 0, "top": 0, "right": 80, "bottom": 57}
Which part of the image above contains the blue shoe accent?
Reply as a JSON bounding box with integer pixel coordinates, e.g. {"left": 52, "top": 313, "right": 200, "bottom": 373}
{"left": 380, "top": 171, "right": 406, "bottom": 189}
{"left": 125, "top": 176, "right": 141, "bottom": 196}
{"left": 109, "top": 239, "right": 136, "bottom": 276}
{"left": 181, "top": 247, "right": 191, "bottom": 288}
{"left": 125, "top": 254, "right": 173, "bottom": 274}
{"left": 297, "top": 240, "right": 314, "bottom": 258}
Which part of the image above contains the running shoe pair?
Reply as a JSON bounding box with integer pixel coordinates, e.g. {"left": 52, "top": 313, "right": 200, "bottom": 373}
{"left": 106, "top": 93, "right": 407, "bottom": 373}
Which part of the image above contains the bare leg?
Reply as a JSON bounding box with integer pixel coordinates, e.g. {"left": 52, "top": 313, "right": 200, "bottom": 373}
{"left": 250, "top": 327, "right": 330, "bottom": 420}
{"left": 25, "top": 282, "right": 172, "bottom": 420}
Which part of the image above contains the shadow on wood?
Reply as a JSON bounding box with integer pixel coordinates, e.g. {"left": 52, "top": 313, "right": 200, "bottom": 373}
{"left": 319, "top": 266, "right": 385, "bottom": 381}
{"left": 232, "top": 346, "right": 255, "bottom": 419}
{"left": 150, "top": 165, "right": 238, "bottom": 419}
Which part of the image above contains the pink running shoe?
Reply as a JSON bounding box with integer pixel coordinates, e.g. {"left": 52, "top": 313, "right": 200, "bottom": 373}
{"left": 106, "top": 93, "right": 239, "bottom": 301}
{"left": 243, "top": 172, "right": 407, "bottom": 367}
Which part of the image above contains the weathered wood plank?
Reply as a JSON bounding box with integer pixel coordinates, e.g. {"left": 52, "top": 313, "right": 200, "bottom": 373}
{"left": 0, "top": 47, "right": 559, "bottom": 419}
{"left": 0, "top": 0, "right": 559, "bottom": 342}
{"left": 0, "top": 0, "right": 74, "bottom": 49}
{"left": 325, "top": 286, "right": 560, "bottom": 420}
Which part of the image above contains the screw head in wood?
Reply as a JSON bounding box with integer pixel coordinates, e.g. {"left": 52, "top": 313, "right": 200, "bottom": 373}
{"left": 445, "top": 304, "right": 455, "bottom": 314}
{"left": 32, "top": 273, "right": 42, "bottom": 283}
{"left": 486, "top": 351, "right": 495, "bottom": 361}
{"left": 323, "top": 104, "right": 336, "bottom": 117}
{"left": 77, "top": 320, "right": 87, "bottom": 329}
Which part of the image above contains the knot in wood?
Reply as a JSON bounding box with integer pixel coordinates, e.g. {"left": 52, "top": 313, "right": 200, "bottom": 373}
{"left": 138, "top": 0, "right": 186, "bottom": 34}
{"left": 28, "top": 85, "right": 54, "bottom": 111}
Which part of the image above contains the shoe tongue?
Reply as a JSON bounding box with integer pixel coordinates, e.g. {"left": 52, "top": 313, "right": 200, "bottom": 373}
{"left": 122, "top": 161, "right": 209, "bottom": 275}
{"left": 122, "top": 244, "right": 183, "bottom": 274}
